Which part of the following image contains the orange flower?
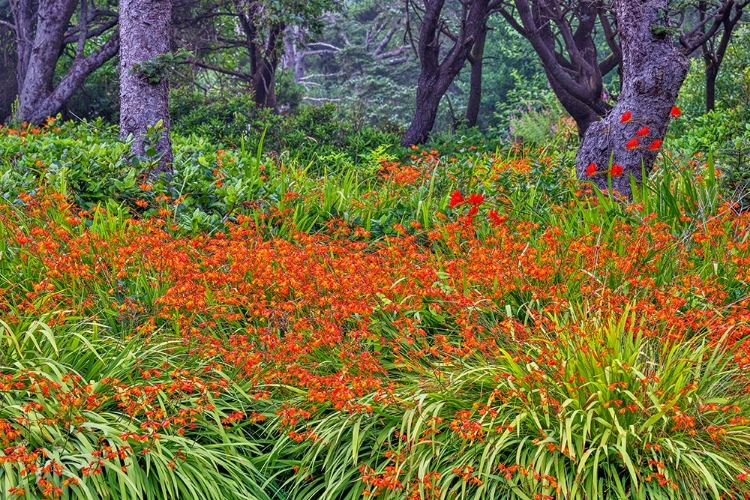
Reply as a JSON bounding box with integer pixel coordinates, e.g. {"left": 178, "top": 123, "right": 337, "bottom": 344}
{"left": 488, "top": 210, "right": 507, "bottom": 225}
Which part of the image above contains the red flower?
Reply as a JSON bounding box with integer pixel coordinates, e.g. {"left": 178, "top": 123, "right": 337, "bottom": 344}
{"left": 488, "top": 209, "right": 507, "bottom": 226}
{"left": 626, "top": 138, "right": 639, "bottom": 150}
{"left": 585, "top": 163, "right": 597, "bottom": 176}
{"left": 449, "top": 190, "right": 464, "bottom": 208}
{"left": 467, "top": 206, "right": 479, "bottom": 217}
{"left": 670, "top": 106, "right": 681, "bottom": 119}
{"left": 648, "top": 139, "right": 663, "bottom": 151}
{"left": 636, "top": 126, "right": 650, "bottom": 137}
{"left": 620, "top": 111, "right": 632, "bottom": 123}
{"left": 467, "top": 193, "right": 485, "bottom": 206}
{"left": 610, "top": 164, "right": 624, "bottom": 176}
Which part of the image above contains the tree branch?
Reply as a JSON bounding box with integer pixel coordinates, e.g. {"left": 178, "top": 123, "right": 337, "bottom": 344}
{"left": 187, "top": 59, "right": 252, "bottom": 81}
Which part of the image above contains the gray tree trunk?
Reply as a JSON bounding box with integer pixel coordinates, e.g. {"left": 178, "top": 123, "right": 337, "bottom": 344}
{"left": 119, "top": 0, "right": 173, "bottom": 170}
{"left": 575, "top": 0, "right": 689, "bottom": 198}
{"left": 10, "top": 0, "right": 119, "bottom": 123}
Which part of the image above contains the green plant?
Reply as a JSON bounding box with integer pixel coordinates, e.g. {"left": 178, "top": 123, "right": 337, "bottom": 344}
{"left": 273, "top": 307, "right": 750, "bottom": 500}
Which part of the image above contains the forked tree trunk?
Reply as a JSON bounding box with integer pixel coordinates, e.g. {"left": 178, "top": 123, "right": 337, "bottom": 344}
{"left": 10, "top": 0, "right": 119, "bottom": 123}
{"left": 252, "top": 57, "right": 277, "bottom": 109}
{"left": 575, "top": 0, "right": 689, "bottom": 198}
{"left": 119, "top": 0, "right": 173, "bottom": 170}
{"left": 236, "top": 1, "right": 282, "bottom": 110}
{"left": 401, "top": 0, "right": 491, "bottom": 146}
{"left": 501, "top": 1, "right": 617, "bottom": 139}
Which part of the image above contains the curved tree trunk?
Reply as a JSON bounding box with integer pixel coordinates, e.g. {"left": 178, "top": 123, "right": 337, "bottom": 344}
{"left": 501, "top": 1, "right": 616, "bottom": 139}
{"left": 119, "top": 0, "right": 173, "bottom": 171}
{"left": 401, "top": 0, "right": 491, "bottom": 146}
{"left": 402, "top": 73, "right": 457, "bottom": 146}
{"left": 11, "top": 0, "right": 119, "bottom": 124}
{"left": 575, "top": 0, "right": 689, "bottom": 198}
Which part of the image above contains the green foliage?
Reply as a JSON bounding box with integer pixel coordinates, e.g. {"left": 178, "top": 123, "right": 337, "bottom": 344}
{"left": 2, "top": 117, "right": 750, "bottom": 499}
{"left": 170, "top": 91, "right": 402, "bottom": 163}
{"left": 131, "top": 50, "right": 192, "bottom": 85}
{"left": 273, "top": 309, "right": 750, "bottom": 499}
{"left": 0, "top": 319, "right": 277, "bottom": 500}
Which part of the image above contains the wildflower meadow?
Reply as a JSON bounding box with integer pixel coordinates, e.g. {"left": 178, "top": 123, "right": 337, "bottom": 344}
{"left": 1, "top": 116, "right": 749, "bottom": 500}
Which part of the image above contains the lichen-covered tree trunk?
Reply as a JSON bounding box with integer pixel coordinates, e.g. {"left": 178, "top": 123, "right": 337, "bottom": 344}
{"left": 575, "top": 0, "right": 689, "bottom": 198}
{"left": 119, "top": 0, "right": 173, "bottom": 170}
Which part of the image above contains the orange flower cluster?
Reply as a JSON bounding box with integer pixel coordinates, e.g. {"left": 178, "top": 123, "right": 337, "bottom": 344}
{"left": 2, "top": 176, "right": 750, "bottom": 496}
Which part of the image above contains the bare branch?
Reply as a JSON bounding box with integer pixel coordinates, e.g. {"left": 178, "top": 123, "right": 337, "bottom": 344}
{"left": 187, "top": 59, "right": 252, "bottom": 81}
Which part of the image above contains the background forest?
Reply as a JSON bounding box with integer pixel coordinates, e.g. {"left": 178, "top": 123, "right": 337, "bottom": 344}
{"left": 3, "top": 1, "right": 750, "bottom": 500}
{"left": 1, "top": 0, "right": 749, "bottom": 151}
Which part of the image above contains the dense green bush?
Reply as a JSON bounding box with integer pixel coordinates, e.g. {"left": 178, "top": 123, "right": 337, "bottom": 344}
{"left": 169, "top": 91, "right": 402, "bottom": 164}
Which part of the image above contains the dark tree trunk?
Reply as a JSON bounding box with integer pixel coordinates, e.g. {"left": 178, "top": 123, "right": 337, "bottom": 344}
{"left": 403, "top": 73, "right": 454, "bottom": 146}
{"left": 500, "top": 0, "right": 616, "bottom": 138}
{"left": 236, "top": 1, "right": 282, "bottom": 110}
{"left": 119, "top": 0, "right": 173, "bottom": 170}
{"left": 253, "top": 59, "right": 277, "bottom": 109}
{"left": 575, "top": 0, "right": 689, "bottom": 198}
{"left": 705, "top": 57, "right": 717, "bottom": 112}
{"left": 10, "top": 0, "right": 119, "bottom": 123}
{"left": 401, "top": 0, "right": 492, "bottom": 146}
{"left": 250, "top": 23, "right": 282, "bottom": 109}
{"left": 701, "top": 3, "right": 743, "bottom": 112}
{"left": 464, "top": 25, "right": 487, "bottom": 128}
{"left": 0, "top": 20, "right": 17, "bottom": 122}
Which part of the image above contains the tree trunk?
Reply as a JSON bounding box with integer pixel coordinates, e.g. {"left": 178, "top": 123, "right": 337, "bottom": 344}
{"left": 701, "top": 6, "right": 743, "bottom": 113}
{"left": 705, "top": 57, "right": 717, "bottom": 112}
{"left": 10, "top": 0, "right": 119, "bottom": 124}
{"left": 119, "top": 0, "right": 173, "bottom": 170}
{"left": 401, "top": 0, "right": 491, "bottom": 146}
{"left": 282, "top": 25, "right": 305, "bottom": 83}
{"left": 503, "top": 0, "right": 615, "bottom": 138}
{"left": 575, "top": 0, "right": 689, "bottom": 198}
{"left": 236, "top": 1, "right": 282, "bottom": 110}
{"left": 545, "top": 71, "right": 604, "bottom": 138}
{"left": 253, "top": 57, "right": 277, "bottom": 109}
{"left": 402, "top": 73, "right": 452, "bottom": 146}
{"left": 464, "top": 26, "right": 487, "bottom": 128}
{"left": 0, "top": 23, "right": 17, "bottom": 122}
